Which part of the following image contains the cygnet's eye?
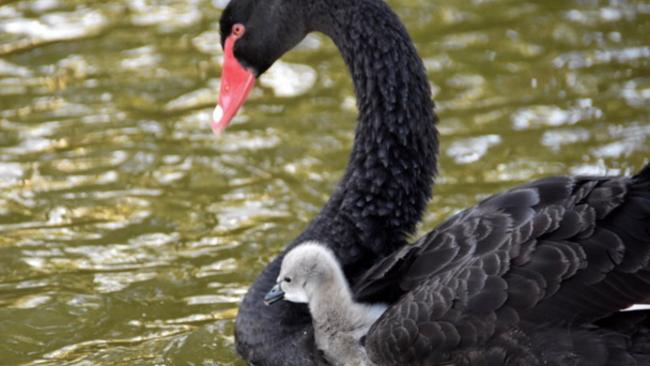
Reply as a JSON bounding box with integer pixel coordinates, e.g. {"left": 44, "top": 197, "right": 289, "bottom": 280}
{"left": 283, "top": 277, "right": 292, "bottom": 283}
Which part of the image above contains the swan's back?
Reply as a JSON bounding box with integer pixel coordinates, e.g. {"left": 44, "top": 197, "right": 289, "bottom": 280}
{"left": 357, "top": 165, "right": 650, "bottom": 365}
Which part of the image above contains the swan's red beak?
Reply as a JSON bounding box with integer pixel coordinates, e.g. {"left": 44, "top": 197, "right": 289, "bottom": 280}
{"left": 212, "top": 35, "right": 256, "bottom": 135}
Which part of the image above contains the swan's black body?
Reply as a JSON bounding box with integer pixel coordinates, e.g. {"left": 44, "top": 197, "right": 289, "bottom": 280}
{"left": 355, "top": 167, "right": 650, "bottom": 365}
{"left": 222, "top": 0, "right": 650, "bottom": 365}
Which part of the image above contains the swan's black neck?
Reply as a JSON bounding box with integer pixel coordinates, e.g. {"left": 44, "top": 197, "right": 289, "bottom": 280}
{"left": 301, "top": 0, "right": 438, "bottom": 262}
{"left": 236, "top": 1, "right": 438, "bottom": 364}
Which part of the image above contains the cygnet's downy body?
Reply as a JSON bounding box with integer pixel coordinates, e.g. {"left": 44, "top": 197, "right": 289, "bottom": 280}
{"left": 265, "top": 242, "right": 387, "bottom": 366}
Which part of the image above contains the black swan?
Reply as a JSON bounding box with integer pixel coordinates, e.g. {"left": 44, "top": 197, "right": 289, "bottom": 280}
{"left": 212, "top": 0, "right": 650, "bottom": 364}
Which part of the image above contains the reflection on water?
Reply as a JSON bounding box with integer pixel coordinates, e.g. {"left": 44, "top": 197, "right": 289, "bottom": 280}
{"left": 0, "top": 0, "right": 648, "bottom": 365}
{"left": 259, "top": 61, "right": 318, "bottom": 97}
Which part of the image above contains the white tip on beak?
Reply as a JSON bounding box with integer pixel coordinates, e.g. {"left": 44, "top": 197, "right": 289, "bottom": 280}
{"left": 212, "top": 105, "right": 224, "bottom": 124}
{"left": 211, "top": 105, "right": 226, "bottom": 135}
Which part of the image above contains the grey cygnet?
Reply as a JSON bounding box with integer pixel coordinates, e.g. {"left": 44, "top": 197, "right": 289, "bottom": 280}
{"left": 265, "top": 242, "right": 387, "bottom": 366}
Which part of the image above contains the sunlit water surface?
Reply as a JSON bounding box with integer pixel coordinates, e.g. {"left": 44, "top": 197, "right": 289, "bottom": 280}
{"left": 0, "top": 0, "right": 648, "bottom": 364}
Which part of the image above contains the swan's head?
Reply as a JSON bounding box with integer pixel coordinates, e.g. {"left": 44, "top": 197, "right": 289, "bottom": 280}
{"left": 213, "top": 0, "right": 310, "bottom": 133}
{"left": 219, "top": 0, "right": 309, "bottom": 76}
{"left": 264, "top": 242, "right": 342, "bottom": 306}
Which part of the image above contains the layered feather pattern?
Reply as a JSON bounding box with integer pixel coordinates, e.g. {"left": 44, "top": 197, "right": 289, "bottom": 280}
{"left": 361, "top": 170, "right": 650, "bottom": 365}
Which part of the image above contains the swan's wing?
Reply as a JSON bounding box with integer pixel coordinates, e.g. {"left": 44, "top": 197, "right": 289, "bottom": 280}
{"left": 352, "top": 176, "right": 552, "bottom": 302}
{"left": 363, "top": 168, "right": 650, "bottom": 364}
{"left": 516, "top": 168, "right": 650, "bottom": 324}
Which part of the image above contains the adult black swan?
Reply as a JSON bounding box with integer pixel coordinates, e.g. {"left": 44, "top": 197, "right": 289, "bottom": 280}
{"left": 212, "top": 0, "right": 650, "bottom": 365}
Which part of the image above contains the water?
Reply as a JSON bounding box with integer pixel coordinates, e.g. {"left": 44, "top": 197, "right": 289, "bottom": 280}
{"left": 0, "top": 0, "right": 648, "bottom": 364}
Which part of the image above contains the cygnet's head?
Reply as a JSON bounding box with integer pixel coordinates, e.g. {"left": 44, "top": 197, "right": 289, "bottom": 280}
{"left": 264, "top": 241, "right": 342, "bottom": 305}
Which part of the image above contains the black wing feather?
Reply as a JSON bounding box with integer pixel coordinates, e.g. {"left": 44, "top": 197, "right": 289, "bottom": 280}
{"left": 363, "top": 167, "right": 650, "bottom": 365}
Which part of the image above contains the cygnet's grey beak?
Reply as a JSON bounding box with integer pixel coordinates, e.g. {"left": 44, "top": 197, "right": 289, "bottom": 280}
{"left": 264, "top": 283, "right": 285, "bottom": 305}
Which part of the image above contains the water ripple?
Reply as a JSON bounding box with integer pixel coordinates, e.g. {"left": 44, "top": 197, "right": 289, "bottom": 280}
{"left": 0, "top": 1, "right": 647, "bottom": 365}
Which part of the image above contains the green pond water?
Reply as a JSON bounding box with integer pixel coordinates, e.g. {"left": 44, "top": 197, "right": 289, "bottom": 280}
{"left": 0, "top": 0, "right": 648, "bottom": 364}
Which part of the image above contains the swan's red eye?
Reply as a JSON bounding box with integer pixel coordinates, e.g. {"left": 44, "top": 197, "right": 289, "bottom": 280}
{"left": 232, "top": 23, "right": 245, "bottom": 38}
